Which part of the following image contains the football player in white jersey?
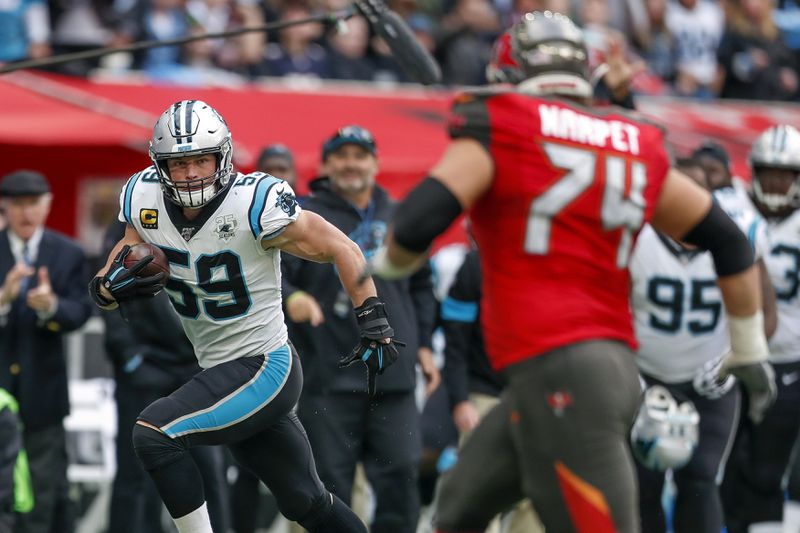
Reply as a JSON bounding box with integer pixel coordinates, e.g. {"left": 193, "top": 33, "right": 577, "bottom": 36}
{"left": 630, "top": 157, "right": 776, "bottom": 533}
{"left": 721, "top": 125, "right": 800, "bottom": 533}
{"left": 88, "top": 100, "right": 402, "bottom": 533}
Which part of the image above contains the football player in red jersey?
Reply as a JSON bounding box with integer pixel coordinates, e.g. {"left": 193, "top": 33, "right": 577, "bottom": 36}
{"left": 370, "top": 11, "right": 777, "bottom": 533}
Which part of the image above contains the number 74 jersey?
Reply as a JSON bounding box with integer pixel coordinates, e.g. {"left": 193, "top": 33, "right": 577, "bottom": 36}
{"left": 117, "top": 167, "right": 301, "bottom": 368}
{"left": 448, "top": 90, "right": 671, "bottom": 370}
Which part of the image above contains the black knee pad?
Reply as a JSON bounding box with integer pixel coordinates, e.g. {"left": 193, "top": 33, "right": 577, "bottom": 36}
{"left": 295, "top": 491, "right": 367, "bottom": 533}
{"left": 131, "top": 423, "right": 187, "bottom": 472}
{"left": 284, "top": 490, "right": 330, "bottom": 526}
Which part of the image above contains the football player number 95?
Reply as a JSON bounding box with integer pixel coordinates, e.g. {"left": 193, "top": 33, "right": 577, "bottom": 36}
{"left": 525, "top": 143, "right": 647, "bottom": 268}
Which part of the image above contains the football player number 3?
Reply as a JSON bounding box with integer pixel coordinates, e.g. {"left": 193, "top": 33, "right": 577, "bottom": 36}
{"left": 525, "top": 143, "right": 647, "bottom": 268}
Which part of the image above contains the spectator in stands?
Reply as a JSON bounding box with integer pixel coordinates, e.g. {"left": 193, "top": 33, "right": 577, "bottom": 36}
{"left": 115, "top": 0, "right": 192, "bottom": 75}
{"left": 717, "top": 0, "right": 798, "bottom": 101}
{"left": 0, "top": 170, "right": 92, "bottom": 533}
{"left": 186, "top": 0, "right": 265, "bottom": 71}
{"left": 48, "top": 0, "right": 116, "bottom": 76}
{"left": 635, "top": 0, "right": 677, "bottom": 83}
{"left": 775, "top": 0, "right": 800, "bottom": 71}
{"left": 436, "top": 0, "right": 501, "bottom": 85}
{"left": 327, "top": 15, "right": 376, "bottom": 81}
{"left": 252, "top": 4, "right": 331, "bottom": 78}
{"left": 282, "top": 125, "right": 439, "bottom": 533}
{"left": 154, "top": 25, "right": 248, "bottom": 86}
{"left": 579, "top": 0, "right": 625, "bottom": 68}
{"left": 665, "top": 0, "right": 725, "bottom": 98}
{"left": 0, "top": 0, "right": 51, "bottom": 62}
{"left": 101, "top": 220, "right": 230, "bottom": 533}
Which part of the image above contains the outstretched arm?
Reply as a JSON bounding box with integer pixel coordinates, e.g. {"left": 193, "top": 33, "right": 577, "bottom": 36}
{"left": 266, "top": 210, "right": 406, "bottom": 395}
{"left": 374, "top": 138, "right": 494, "bottom": 279}
{"left": 264, "top": 210, "right": 377, "bottom": 307}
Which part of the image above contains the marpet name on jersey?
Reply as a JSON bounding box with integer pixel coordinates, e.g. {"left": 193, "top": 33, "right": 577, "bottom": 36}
{"left": 539, "top": 104, "right": 641, "bottom": 155}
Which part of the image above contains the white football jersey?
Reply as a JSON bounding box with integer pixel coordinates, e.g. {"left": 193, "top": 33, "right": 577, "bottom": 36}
{"left": 759, "top": 208, "right": 800, "bottom": 363}
{"left": 631, "top": 225, "right": 727, "bottom": 382}
{"left": 631, "top": 190, "right": 767, "bottom": 382}
{"left": 117, "top": 167, "right": 301, "bottom": 368}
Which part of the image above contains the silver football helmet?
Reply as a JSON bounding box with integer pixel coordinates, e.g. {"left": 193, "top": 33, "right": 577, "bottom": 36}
{"left": 149, "top": 100, "right": 234, "bottom": 208}
{"left": 485, "top": 11, "right": 592, "bottom": 98}
{"left": 631, "top": 386, "right": 700, "bottom": 471}
{"left": 749, "top": 125, "right": 800, "bottom": 213}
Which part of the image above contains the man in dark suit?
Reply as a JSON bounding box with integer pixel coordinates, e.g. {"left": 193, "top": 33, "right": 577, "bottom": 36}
{"left": 0, "top": 170, "right": 92, "bottom": 533}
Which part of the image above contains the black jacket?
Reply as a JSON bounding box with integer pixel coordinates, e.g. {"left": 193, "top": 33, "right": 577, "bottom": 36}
{"left": 282, "top": 178, "right": 437, "bottom": 394}
{"left": 0, "top": 229, "right": 92, "bottom": 430}
{"left": 441, "top": 250, "right": 504, "bottom": 408}
{"left": 101, "top": 221, "right": 201, "bottom": 388}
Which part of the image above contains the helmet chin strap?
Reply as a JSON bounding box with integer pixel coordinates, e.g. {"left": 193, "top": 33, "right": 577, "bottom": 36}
{"left": 516, "top": 73, "right": 593, "bottom": 99}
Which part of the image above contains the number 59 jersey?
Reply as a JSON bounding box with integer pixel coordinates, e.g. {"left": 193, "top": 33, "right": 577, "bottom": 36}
{"left": 117, "top": 168, "right": 301, "bottom": 368}
{"left": 449, "top": 90, "right": 671, "bottom": 370}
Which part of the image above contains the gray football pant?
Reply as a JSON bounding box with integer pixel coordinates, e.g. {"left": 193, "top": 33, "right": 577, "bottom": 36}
{"left": 436, "top": 340, "right": 643, "bottom": 533}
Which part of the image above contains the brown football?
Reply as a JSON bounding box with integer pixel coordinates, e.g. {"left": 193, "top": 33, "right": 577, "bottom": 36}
{"left": 123, "top": 243, "right": 170, "bottom": 284}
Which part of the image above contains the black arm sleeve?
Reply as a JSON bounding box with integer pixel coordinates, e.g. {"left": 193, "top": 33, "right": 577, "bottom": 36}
{"left": 394, "top": 177, "right": 463, "bottom": 253}
{"left": 682, "top": 199, "right": 755, "bottom": 277}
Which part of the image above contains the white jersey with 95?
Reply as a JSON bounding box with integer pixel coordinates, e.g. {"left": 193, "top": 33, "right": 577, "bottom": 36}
{"left": 117, "top": 167, "right": 301, "bottom": 368}
{"left": 630, "top": 225, "right": 728, "bottom": 383}
{"left": 631, "top": 188, "right": 767, "bottom": 383}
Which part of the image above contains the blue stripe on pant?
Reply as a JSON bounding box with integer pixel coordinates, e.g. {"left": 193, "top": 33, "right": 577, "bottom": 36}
{"left": 161, "top": 345, "right": 292, "bottom": 438}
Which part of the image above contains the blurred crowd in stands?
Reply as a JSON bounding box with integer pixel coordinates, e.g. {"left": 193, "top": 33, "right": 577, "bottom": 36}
{"left": 1, "top": 0, "right": 799, "bottom": 99}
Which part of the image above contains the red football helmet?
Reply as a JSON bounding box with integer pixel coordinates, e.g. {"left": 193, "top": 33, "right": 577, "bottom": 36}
{"left": 486, "top": 11, "right": 592, "bottom": 98}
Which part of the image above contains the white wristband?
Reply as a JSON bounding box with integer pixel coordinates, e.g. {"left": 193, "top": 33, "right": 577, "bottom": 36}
{"left": 725, "top": 311, "right": 769, "bottom": 368}
{"left": 369, "top": 246, "right": 418, "bottom": 281}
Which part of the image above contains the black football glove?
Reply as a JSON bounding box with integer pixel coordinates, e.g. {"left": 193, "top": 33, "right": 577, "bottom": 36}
{"left": 338, "top": 296, "right": 405, "bottom": 396}
{"left": 94, "top": 245, "right": 165, "bottom": 304}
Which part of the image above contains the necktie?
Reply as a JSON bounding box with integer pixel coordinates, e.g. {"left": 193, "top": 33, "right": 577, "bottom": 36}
{"left": 18, "top": 243, "right": 32, "bottom": 296}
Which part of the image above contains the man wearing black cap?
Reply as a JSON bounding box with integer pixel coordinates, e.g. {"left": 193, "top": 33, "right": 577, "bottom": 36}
{"left": 0, "top": 170, "right": 92, "bottom": 533}
{"left": 281, "top": 125, "right": 440, "bottom": 533}
{"left": 693, "top": 141, "right": 736, "bottom": 192}
{"left": 257, "top": 144, "right": 298, "bottom": 188}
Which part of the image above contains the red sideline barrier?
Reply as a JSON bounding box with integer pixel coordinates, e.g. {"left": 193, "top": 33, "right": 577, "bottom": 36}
{"left": 1, "top": 72, "right": 798, "bottom": 247}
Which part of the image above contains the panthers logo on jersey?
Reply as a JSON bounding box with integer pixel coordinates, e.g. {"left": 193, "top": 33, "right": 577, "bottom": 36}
{"left": 275, "top": 188, "right": 297, "bottom": 217}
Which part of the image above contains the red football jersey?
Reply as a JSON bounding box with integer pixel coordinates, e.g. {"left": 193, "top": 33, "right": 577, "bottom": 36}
{"left": 449, "top": 90, "right": 671, "bottom": 370}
